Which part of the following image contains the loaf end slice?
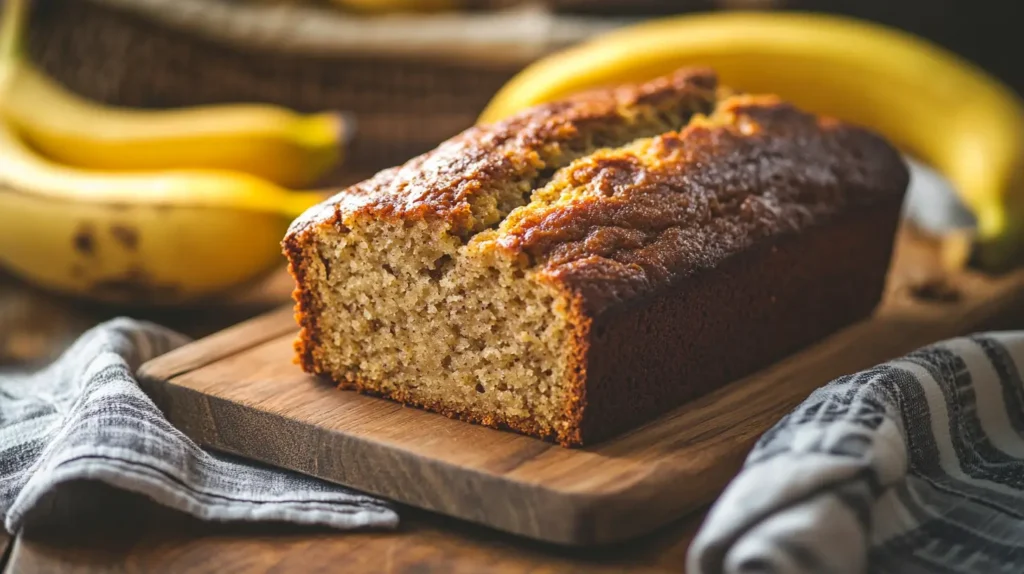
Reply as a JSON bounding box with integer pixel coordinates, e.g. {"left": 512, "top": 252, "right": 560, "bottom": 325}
{"left": 285, "top": 215, "right": 587, "bottom": 443}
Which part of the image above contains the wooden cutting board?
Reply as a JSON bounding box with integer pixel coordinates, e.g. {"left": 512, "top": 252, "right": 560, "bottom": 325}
{"left": 138, "top": 227, "right": 1024, "bottom": 547}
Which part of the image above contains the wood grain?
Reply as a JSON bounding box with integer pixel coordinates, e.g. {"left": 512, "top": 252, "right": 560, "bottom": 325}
{"left": 140, "top": 305, "right": 297, "bottom": 381}
{"left": 137, "top": 228, "right": 1024, "bottom": 547}
{"left": 3, "top": 482, "right": 703, "bottom": 574}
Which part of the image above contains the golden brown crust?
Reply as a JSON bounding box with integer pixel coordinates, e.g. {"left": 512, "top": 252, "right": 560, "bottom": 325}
{"left": 556, "top": 289, "right": 593, "bottom": 446}
{"left": 282, "top": 245, "right": 320, "bottom": 375}
{"left": 285, "top": 67, "right": 718, "bottom": 241}
{"left": 486, "top": 94, "right": 909, "bottom": 316}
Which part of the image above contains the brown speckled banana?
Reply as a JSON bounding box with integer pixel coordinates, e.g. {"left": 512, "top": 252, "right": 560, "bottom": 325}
{"left": 0, "top": 117, "right": 326, "bottom": 305}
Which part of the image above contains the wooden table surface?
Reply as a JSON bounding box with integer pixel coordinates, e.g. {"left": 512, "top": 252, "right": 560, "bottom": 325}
{"left": 3, "top": 482, "right": 704, "bottom": 574}
{"left": 0, "top": 268, "right": 709, "bottom": 574}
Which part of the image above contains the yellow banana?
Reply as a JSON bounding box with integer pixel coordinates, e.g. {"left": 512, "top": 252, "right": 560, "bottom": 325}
{"left": 479, "top": 12, "right": 1024, "bottom": 273}
{"left": 0, "top": 0, "right": 327, "bottom": 306}
{"left": 0, "top": 60, "right": 349, "bottom": 188}
{"left": 0, "top": 118, "right": 325, "bottom": 306}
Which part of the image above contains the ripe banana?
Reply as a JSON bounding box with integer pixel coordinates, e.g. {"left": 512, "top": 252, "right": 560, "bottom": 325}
{"left": 479, "top": 12, "right": 1024, "bottom": 273}
{"left": 0, "top": 118, "right": 325, "bottom": 306}
{"left": 0, "top": 60, "right": 349, "bottom": 188}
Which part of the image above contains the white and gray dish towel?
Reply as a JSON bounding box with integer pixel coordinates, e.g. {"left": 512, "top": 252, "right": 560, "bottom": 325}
{"left": 5, "top": 316, "right": 1024, "bottom": 574}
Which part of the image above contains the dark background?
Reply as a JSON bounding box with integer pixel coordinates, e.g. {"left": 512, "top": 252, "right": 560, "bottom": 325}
{"left": 554, "top": 0, "right": 1019, "bottom": 97}
{"left": 23, "top": 0, "right": 1023, "bottom": 176}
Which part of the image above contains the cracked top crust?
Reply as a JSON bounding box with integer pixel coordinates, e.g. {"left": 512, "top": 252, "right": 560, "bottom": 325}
{"left": 478, "top": 93, "right": 909, "bottom": 314}
{"left": 285, "top": 67, "right": 909, "bottom": 315}
{"left": 285, "top": 67, "right": 719, "bottom": 239}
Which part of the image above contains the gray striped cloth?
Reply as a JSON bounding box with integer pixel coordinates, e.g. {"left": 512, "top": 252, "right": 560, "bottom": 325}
{"left": 688, "top": 332, "right": 1024, "bottom": 574}
{"left": 0, "top": 318, "right": 397, "bottom": 535}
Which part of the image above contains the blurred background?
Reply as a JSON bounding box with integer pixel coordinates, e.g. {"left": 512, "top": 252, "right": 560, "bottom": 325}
{"left": 2, "top": 0, "right": 1020, "bottom": 367}
{"left": 26, "top": 0, "right": 1021, "bottom": 180}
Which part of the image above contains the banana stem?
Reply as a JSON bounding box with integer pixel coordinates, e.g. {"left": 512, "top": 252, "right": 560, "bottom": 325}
{"left": 0, "top": 0, "right": 26, "bottom": 72}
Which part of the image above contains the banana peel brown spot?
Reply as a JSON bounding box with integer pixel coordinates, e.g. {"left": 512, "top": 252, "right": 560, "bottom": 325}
{"left": 89, "top": 265, "right": 181, "bottom": 302}
{"left": 72, "top": 224, "right": 96, "bottom": 256}
{"left": 907, "top": 276, "right": 961, "bottom": 304}
{"left": 109, "top": 224, "right": 139, "bottom": 251}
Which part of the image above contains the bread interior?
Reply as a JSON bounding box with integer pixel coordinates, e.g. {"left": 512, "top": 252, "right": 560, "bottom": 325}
{"left": 298, "top": 102, "right": 707, "bottom": 439}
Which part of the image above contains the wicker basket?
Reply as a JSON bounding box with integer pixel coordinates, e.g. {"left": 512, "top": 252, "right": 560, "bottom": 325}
{"left": 26, "top": 0, "right": 626, "bottom": 181}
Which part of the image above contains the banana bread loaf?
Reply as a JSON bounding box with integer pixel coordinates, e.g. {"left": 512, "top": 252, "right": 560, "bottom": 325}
{"left": 282, "top": 68, "right": 909, "bottom": 447}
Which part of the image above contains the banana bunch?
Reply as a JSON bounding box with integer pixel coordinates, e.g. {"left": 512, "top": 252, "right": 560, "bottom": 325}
{"left": 480, "top": 12, "right": 1024, "bottom": 273}
{"left": 0, "top": 0, "right": 343, "bottom": 305}
{"left": 0, "top": 119, "right": 325, "bottom": 305}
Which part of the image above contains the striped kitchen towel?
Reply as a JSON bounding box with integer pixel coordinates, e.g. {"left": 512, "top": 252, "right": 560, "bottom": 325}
{"left": 0, "top": 318, "right": 397, "bottom": 534}
{"left": 688, "top": 332, "right": 1024, "bottom": 574}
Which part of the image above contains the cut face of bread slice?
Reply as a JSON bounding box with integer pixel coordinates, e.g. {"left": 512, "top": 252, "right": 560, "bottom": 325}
{"left": 283, "top": 68, "right": 909, "bottom": 447}
{"left": 294, "top": 217, "right": 579, "bottom": 442}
